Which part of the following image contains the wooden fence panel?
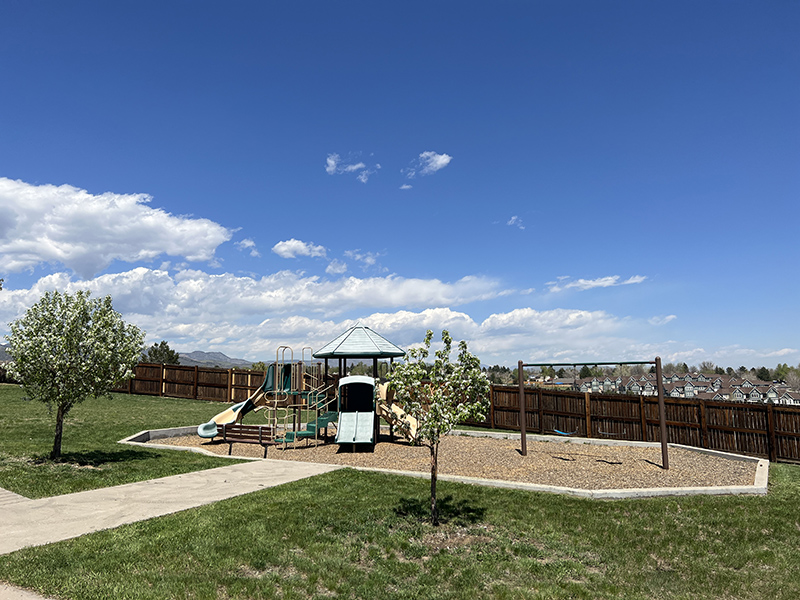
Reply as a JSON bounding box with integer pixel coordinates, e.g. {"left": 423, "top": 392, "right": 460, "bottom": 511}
{"left": 703, "top": 402, "right": 770, "bottom": 457}
{"left": 131, "top": 363, "right": 162, "bottom": 396}
{"left": 231, "top": 370, "right": 267, "bottom": 402}
{"left": 541, "top": 390, "right": 585, "bottom": 436}
{"left": 773, "top": 407, "right": 800, "bottom": 462}
{"left": 591, "top": 393, "right": 643, "bottom": 441}
{"left": 163, "top": 365, "right": 197, "bottom": 399}
{"left": 196, "top": 368, "right": 230, "bottom": 402}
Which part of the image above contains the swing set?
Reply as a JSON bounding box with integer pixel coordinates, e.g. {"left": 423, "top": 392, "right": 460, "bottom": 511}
{"left": 516, "top": 356, "right": 670, "bottom": 469}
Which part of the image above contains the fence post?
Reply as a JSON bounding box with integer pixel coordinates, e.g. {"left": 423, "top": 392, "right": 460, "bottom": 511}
{"left": 639, "top": 395, "right": 647, "bottom": 441}
{"left": 767, "top": 403, "right": 777, "bottom": 462}
{"left": 160, "top": 363, "right": 165, "bottom": 397}
{"left": 489, "top": 385, "right": 495, "bottom": 429}
{"left": 227, "top": 369, "right": 233, "bottom": 402}
{"left": 518, "top": 361, "right": 527, "bottom": 456}
{"left": 584, "top": 392, "right": 592, "bottom": 438}
{"left": 193, "top": 366, "right": 199, "bottom": 400}
{"left": 699, "top": 400, "right": 708, "bottom": 450}
{"left": 537, "top": 388, "right": 544, "bottom": 434}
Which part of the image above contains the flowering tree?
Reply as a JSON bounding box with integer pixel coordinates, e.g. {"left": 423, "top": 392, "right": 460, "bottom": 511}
{"left": 389, "top": 330, "right": 490, "bottom": 525}
{"left": 5, "top": 290, "right": 144, "bottom": 459}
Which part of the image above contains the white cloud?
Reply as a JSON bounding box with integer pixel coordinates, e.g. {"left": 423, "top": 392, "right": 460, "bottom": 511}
{"left": 2, "top": 268, "right": 796, "bottom": 368}
{"left": 622, "top": 275, "right": 647, "bottom": 285}
{"left": 0, "top": 267, "right": 503, "bottom": 324}
{"left": 325, "top": 154, "right": 340, "bottom": 174}
{"left": 325, "top": 259, "right": 347, "bottom": 275}
{"left": 235, "top": 238, "right": 261, "bottom": 258}
{"left": 507, "top": 215, "right": 525, "bottom": 230}
{"left": 325, "top": 153, "right": 379, "bottom": 183}
{"left": 765, "top": 348, "right": 799, "bottom": 357}
{"left": 548, "top": 275, "right": 647, "bottom": 293}
{"left": 404, "top": 151, "right": 453, "bottom": 179}
{"left": 271, "top": 239, "right": 327, "bottom": 259}
{"left": 649, "top": 315, "right": 677, "bottom": 326}
{"left": 400, "top": 184, "right": 413, "bottom": 190}
{"left": 0, "top": 177, "right": 232, "bottom": 279}
{"left": 418, "top": 151, "right": 452, "bottom": 175}
{"left": 344, "top": 249, "right": 381, "bottom": 269}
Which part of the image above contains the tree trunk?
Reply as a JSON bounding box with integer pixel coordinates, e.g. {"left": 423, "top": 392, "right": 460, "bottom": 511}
{"left": 430, "top": 442, "right": 439, "bottom": 526}
{"left": 50, "top": 404, "right": 67, "bottom": 460}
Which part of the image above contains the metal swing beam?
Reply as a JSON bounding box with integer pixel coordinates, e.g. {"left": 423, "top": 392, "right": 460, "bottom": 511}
{"left": 516, "top": 357, "right": 669, "bottom": 470}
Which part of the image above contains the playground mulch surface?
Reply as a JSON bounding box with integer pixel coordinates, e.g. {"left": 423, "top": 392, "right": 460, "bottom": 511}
{"left": 155, "top": 432, "right": 759, "bottom": 491}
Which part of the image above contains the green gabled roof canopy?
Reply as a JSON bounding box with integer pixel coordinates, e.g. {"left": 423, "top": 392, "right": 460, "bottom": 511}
{"left": 313, "top": 325, "right": 406, "bottom": 359}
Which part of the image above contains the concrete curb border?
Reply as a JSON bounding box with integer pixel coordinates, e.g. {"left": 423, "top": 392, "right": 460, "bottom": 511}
{"left": 119, "top": 427, "right": 262, "bottom": 461}
{"left": 124, "top": 427, "right": 769, "bottom": 499}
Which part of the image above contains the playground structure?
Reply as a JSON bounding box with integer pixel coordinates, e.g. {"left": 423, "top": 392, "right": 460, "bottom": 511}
{"left": 196, "top": 336, "right": 421, "bottom": 452}
{"left": 197, "top": 346, "right": 338, "bottom": 450}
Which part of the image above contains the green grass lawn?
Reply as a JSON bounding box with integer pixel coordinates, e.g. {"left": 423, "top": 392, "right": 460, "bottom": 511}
{"left": 0, "top": 383, "right": 239, "bottom": 498}
{"left": 1, "top": 466, "right": 799, "bottom": 599}
{"left": 2, "top": 383, "right": 800, "bottom": 599}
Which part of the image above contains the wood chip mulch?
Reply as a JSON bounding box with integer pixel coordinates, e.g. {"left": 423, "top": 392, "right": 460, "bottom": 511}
{"left": 153, "top": 431, "right": 759, "bottom": 491}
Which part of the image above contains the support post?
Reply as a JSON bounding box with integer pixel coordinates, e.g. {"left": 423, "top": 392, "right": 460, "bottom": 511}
{"left": 655, "top": 357, "right": 669, "bottom": 470}
{"left": 767, "top": 403, "right": 777, "bottom": 463}
{"left": 639, "top": 395, "right": 647, "bottom": 441}
{"left": 699, "top": 399, "right": 708, "bottom": 450}
{"left": 584, "top": 392, "right": 592, "bottom": 438}
{"left": 518, "top": 360, "right": 527, "bottom": 456}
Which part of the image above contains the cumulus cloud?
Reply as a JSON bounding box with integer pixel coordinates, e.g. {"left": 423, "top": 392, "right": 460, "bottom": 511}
{"left": 1, "top": 268, "right": 796, "bottom": 368}
{"left": 400, "top": 184, "right": 413, "bottom": 190}
{"left": 404, "top": 151, "right": 452, "bottom": 179}
{"left": 548, "top": 275, "right": 647, "bottom": 293}
{"left": 0, "top": 178, "right": 232, "bottom": 279}
{"left": 0, "top": 267, "right": 503, "bottom": 323}
{"left": 271, "top": 239, "right": 327, "bottom": 259}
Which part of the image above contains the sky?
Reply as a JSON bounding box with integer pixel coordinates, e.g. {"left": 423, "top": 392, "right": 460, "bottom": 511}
{"left": 1, "top": 1, "right": 798, "bottom": 369}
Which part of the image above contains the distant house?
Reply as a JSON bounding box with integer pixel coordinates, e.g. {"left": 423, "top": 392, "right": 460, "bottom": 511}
{"left": 571, "top": 371, "right": 789, "bottom": 404}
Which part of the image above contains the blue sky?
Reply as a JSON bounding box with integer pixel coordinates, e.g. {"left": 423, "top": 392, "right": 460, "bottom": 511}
{"left": 1, "top": 1, "right": 798, "bottom": 368}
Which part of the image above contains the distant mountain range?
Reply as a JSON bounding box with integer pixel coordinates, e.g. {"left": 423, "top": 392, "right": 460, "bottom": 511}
{"left": 178, "top": 351, "right": 253, "bottom": 369}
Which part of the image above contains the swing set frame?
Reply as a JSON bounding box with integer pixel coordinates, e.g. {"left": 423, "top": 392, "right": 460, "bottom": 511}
{"left": 516, "top": 356, "right": 670, "bottom": 469}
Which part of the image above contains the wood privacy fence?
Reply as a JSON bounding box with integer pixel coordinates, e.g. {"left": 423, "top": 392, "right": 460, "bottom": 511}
{"left": 114, "top": 365, "right": 800, "bottom": 463}
{"left": 112, "top": 363, "right": 270, "bottom": 403}
{"left": 464, "top": 385, "right": 800, "bottom": 464}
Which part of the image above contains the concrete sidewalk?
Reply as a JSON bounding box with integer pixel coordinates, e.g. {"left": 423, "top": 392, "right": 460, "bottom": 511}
{"left": 0, "top": 459, "right": 341, "bottom": 599}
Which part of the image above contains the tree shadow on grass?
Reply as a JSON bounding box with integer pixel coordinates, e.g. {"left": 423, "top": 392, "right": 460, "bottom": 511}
{"left": 394, "top": 494, "right": 487, "bottom": 525}
{"left": 33, "top": 448, "right": 153, "bottom": 467}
